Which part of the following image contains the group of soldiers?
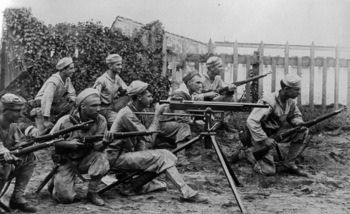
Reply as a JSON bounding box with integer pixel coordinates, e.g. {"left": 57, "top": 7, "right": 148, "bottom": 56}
{"left": 0, "top": 53, "right": 309, "bottom": 213}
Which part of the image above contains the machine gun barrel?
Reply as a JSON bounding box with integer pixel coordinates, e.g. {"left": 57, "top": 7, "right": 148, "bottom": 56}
{"left": 159, "top": 99, "right": 268, "bottom": 112}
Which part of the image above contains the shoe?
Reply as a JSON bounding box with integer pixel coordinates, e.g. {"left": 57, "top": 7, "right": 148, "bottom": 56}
{"left": 87, "top": 192, "right": 105, "bottom": 206}
{"left": 9, "top": 200, "right": 37, "bottom": 213}
{"left": 283, "top": 163, "right": 309, "bottom": 177}
{"left": 181, "top": 193, "right": 210, "bottom": 204}
{"left": 177, "top": 155, "right": 190, "bottom": 167}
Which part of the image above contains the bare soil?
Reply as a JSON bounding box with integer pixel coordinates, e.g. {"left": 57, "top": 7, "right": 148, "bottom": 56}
{"left": 2, "top": 128, "right": 350, "bottom": 214}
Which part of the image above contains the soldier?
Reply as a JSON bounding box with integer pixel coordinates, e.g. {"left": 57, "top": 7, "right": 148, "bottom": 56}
{"left": 48, "top": 88, "right": 112, "bottom": 206}
{"left": 194, "top": 56, "right": 237, "bottom": 102}
{"left": 107, "top": 80, "right": 209, "bottom": 203}
{"left": 246, "top": 73, "right": 308, "bottom": 177}
{"left": 35, "top": 57, "right": 76, "bottom": 126}
{"left": 93, "top": 54, "right": 128, "bottom": 127}
{"left": 0, "top": 94, "right": 44, "bottom": 213}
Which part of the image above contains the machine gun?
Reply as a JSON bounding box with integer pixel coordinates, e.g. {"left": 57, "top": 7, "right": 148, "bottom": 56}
{"left": 235, "top": 107, "right": 347, "bottom": 162}
{"left": 10, "top": 120, "right": 94, "bottom": 151}
{"left": 99, "top": 99, "right": 268, "bottom": 213}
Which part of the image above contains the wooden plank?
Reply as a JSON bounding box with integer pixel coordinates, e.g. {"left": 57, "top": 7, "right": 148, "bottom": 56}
{"left": 245, "top": 55, "right": 251, "bottom": 102}
{"left": 297, "top": 57, "right": 302, "bottom": 105}
{"left": 259, "top": 41, "right": 264, "bottom": 98}
{"left": 271, "top": 57, "right": 277, "bottom": 93}
{"left": 309, "top": 42, "right": 315, "bottom": 111}
{"left": 220, "top": 54, "right": 225, "bottom": 82}
{"left": 322, "top": 57, "right": 327, "bottom": 113}
{"left": 171, "top": 56, "right": 177, "bottom": 92}
{"left": 284, "top": 42, "right": 289, "bottom": 74}
{"left": 334, "top": 46, "right": 339, "bottom": 109}
{"left": 348, "top": 60, "right": 350, "bottom": 110}
{"left": 161, "top": 34, "right": 168, "bottom": 77}
{"left": 233, "top": 40, "right": 238, "bottom": 82}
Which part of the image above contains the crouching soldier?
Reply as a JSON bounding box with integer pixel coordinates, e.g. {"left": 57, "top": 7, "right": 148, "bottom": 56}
{"left": 48, "top": 88, "right": 111, "bottom": 206}
{"left": 0, "top": 94, "right": 43, "bottom": 213}
{"left": 107, "top": 81, "right": 210, "bottom": 203}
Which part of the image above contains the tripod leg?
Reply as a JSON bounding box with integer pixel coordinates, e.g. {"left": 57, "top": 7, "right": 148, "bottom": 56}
{"left": 210, "top": 136, "right": 246, "bottom": 213}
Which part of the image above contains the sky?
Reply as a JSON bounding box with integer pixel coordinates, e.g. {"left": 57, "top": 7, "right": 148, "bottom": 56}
{"left": 0, "top": 0, "right": 349, "bottom": 56}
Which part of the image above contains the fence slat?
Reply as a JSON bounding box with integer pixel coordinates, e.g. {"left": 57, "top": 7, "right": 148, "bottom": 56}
{"left": 322, "top": 57, "right": 327, "bottom": 113}
{"left": 171, "top": 56, "right": 177, "bottom": 92}
{"left": 347, "top": 60, "right": 350, "bottom": 110}
{"left": 245, "top": 56, "right": 251, "bottom": 102}
{"left": 297, "top": 57, "right": 302, "bottom": 105}
{"left": 284, "top": 42, "right": 289, "bottom": 74}
{"left": 220, "top": 54, "right": 225, "bottom": 82}
{"left": 334, "top": 46, "right": 339, "bottom": 110}
{"left": 233, "top": 40, "right": 238, "bottom": 82}
{"left": 259, "top": 41, "right": 264, "bottom": 98}
{"left": 309, "top": 42, "right": 315, "bottom": 111}
{"left": 271, "top": 57, "right": 277, "bottom": 93}
{"left": 161, "top": 35, "right": 168, "bottom": 77}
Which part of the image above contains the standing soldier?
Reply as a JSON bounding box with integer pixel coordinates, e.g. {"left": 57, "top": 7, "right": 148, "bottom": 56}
{"left": 93, "top": 54, "right": 128, "bottom": 127}
{"left": 48, "top": 88, "right": 111, "bottom": 206}
{"left": 35, "top": 57, "right": 76, "bottom": 126}
{"left": 0, "top": 94, "right": 43, "bottom": 213}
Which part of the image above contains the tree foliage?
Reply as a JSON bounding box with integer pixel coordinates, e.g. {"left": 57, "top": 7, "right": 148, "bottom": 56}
{"left": 2, "top": 8, "right": 170, "bottom": 102}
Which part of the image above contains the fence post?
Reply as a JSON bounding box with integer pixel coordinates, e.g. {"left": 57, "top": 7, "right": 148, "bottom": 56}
{"left": 161, "top": 34, "right": 167, "bottom": 77}
{"left": 284, "top": 42, "right": 289, "bottom": 75}
{"left": 271, "top": 57, "right": 277, "bottom": 93}
{"left": 322, "top": 57, "right": 328, "bottom": 113}
{"left": 309, "top": 42, "right": 315, "bottom": 111}
{"left": 258, "top": 41, "right": 264, "bottom": 98}
{"left": 233, "top": 40, "right": 238, "bottom": 82}
{"left": 171, "top": 55, "right": 177, "bottom": 92}
{"left": 334, "top": 45, "right": 339, "bottom": 110}
{"left": 297, "top": 57, "right": 302, "bottom": 105}
{"left": 245, "top": 55, "right": 251, "bottom": 102}
{"left": 220, "top": 54, "right": 225, "bottom": 82}
{"left": 347, "top": 60, "right": 350, "bottom": 111}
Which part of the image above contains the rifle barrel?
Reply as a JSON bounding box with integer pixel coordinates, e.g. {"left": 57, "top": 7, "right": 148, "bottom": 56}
{"left": 134, "top": 112, "right": 204, "bottom": 117}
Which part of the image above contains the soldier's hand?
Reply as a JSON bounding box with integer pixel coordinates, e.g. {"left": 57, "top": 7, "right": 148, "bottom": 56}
{"left": 103, "top": 131, "right": 114, "bottom": 143}
{"left": 65, "top": 139, "right": 84, "bottom": 150}
{"left": 228, "top": 83, "right": 237, "bottom": 91}
{"left": 3, "top": 152, "right": 20, "bottom": 164}
{"left": 205, "top": 91, "right": 219, "bottom": 99}
{"left": 295, "top": 121, "right": 308, "bottom": 131}
{"left": 264, "top": 137, "right": 277, "bottom": 149}
{"left": 155, "top": 104, "right": 169, "bottom": 117}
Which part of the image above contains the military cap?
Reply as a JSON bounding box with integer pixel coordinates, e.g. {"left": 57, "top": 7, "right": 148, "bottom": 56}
{"left": 282, "top": 73, "right": 301, "bottom": 88}
{"left": 56, "top": 57, "right": 73, "bottom": 70}
{"left": 76, "top": 88, "right": 100, "bottom": 106}
{"left": 0, "top": 93, "right": 26, "bottom": 110}
{"left": 106, "top": 54, "right": 122, "bottom": 64}
{"left": 127, "top": 81, "right": 149, "bottom": 97}
{"left": 182, "top": 70, "right": 199, "bottom": 83}
{"left": 206, "top": 56, "right": 222, "bottom": 68}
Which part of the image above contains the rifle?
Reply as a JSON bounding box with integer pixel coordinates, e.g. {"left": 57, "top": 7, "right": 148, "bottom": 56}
{"left": 0, "top": 138, "right": 64, "bottom": 164}
{"left": 237, "top": 107, "right": 346, "bottom": 162}
{"left": 202, "top": 72, "right": 272, "bottom": 95}
{"left": 10, "top": 120, "right": 94, "bottom": 151}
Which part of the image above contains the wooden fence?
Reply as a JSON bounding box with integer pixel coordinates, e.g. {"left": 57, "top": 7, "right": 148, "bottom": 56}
{"left": 165, "top": 41, "right": 350, "bottom": 112}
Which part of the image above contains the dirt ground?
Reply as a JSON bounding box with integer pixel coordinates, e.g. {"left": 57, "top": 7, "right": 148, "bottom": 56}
{"left": 2, "top": 127, "right": 350, "bottom": 214}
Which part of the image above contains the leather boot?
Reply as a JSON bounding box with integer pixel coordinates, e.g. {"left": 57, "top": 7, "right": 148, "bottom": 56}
{"left": 9, "top": 198, "right": 37, "bottom": 213}
{"left": 181, "top": 193, "right": 210, "bottom": 204}
{"left": 283, "top": 163, "right": 309, "bottom": 177}
{"left": 87, "top": 192, "right": 105, "bottom": 206}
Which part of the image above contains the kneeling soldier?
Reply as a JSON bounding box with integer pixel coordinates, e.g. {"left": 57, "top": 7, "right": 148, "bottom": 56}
{"left": 49, "top": 88, "right": 111, "bottom": 205}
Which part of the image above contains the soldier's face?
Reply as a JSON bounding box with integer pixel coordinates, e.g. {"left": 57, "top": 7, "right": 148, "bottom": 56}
{"left": 187, "top": 75, "right": 203, "bottom": 94}
{"left": 64, "top": 63, "right": 75, "bottom": 78}
{"left": 212, "top": 63, "right": 224, "bottom": 75}
{"left": 110, "top": 61, "right": 122, "bottom": 74}
{"left": 81, "top": 96, "right": 101, "bottom": 119}
{"left": 285, "top": 87, "right": 301, "bottom": 99}
{"left": 139, "top": 90, "right": 153, "bottom": 108}
{"left": 4, "top": 108, "right": 22, "bottom": 123}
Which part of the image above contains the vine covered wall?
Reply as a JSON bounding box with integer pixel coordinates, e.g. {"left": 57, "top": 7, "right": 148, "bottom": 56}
{"left": 1, "top": 8, "right": 170, "bottom": 102}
